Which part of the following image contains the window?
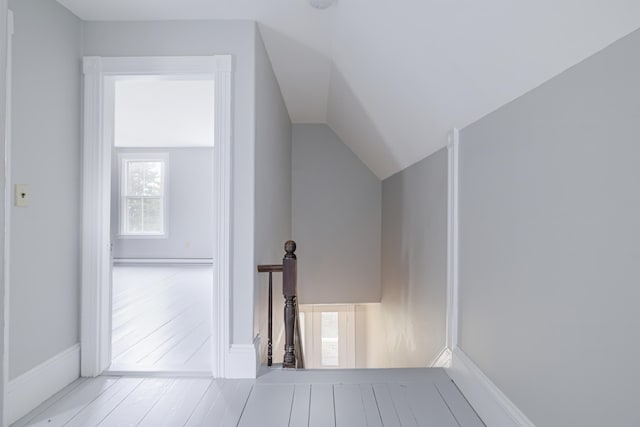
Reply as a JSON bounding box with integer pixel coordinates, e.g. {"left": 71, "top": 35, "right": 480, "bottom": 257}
{"left": 321, "top": 312, "right": 339, "bottom": 366}
{"left": 298, "top": 304, "right": 355, "bottom": 369}
{"left": 120, "top": 153, "right": 168, "bottom": 236}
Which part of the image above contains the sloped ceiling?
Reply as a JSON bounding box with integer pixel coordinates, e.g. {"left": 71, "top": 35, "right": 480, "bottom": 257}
{"left": 57, "top": 0, "right": 640, "bottom": 179}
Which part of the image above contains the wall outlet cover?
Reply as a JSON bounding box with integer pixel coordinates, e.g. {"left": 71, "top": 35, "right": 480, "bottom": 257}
{"left": 15, "top": 184, "right": 29, "bottom": 207}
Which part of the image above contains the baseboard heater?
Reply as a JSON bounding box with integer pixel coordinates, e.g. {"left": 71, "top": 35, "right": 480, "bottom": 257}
{"left": 114, "top": 258, "right": 214, "bottom": 265}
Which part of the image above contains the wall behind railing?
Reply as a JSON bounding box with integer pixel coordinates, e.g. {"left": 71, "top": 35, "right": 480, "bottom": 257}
{"left": 292, "top": 123, "right": 381, "bottom": 304}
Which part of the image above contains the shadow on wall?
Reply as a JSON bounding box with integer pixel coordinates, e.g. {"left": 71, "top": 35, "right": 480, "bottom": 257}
{"left": 380, "top": 148, "right": 448, "bottom": 368}
{"left": 257, "top": 23, "right": 331, "bottom": 122}
{"left": 257, "top": 24, "right": 413, "bottom": 180}
{"left": 327, "top": 63, "right": 404, "bottom": 179}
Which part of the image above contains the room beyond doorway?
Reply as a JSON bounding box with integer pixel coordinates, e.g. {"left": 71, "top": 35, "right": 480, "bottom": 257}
{"left": 108, "top": 265, "right": 213, "bottom": 374}
{"left": 106, "top": 76, "right": 215, "bottom": 375}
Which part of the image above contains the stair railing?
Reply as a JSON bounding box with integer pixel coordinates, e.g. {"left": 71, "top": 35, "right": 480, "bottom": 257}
{"left": 256, "top": 263, "right": 281, "bottom": 367}
{"left": 257, "top": 240, "right": 304, "bottom": 368}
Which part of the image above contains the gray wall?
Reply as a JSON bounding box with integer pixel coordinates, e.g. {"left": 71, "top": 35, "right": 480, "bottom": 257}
{"left": 253, "top": 29, "right": 292, "bottom": 361}
{"left": 9, "top": 0, "right": 82, "bottom": 379}
{"left": 83, "top": 20, "right": 258, "bottom": 345}
{"left": 459, "top": 29, "right": 640, "bottom": 426}
{"left": 381, "top": 149, "right": 448, "bottom": 367}
{"left": 292, "top": 124, "right": 381, "bottom": 304}
{"left": 111, "top": 148, "right": 214, "bottom": 260}
{"left": 354, "top": 303, "right": 389, "bottom": 368}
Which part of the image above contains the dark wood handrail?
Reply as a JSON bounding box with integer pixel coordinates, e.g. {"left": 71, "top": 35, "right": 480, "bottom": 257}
{"left": 257, "top": 264, "right": 283, "bottom": 273}
{"left": 257, "top": 240, "right": 302, "bottom": 369}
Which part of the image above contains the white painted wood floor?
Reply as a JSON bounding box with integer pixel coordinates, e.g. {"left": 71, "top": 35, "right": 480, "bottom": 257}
{"left": 108, "top": 265, "right": 212, "bottom": 374}
{"left": 12, "top": 368, "right": 484, "bottom": 426}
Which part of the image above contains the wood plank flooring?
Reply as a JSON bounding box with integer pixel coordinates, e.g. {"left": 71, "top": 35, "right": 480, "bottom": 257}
{"left": 12, "top": 368, "right": 485, "bottom": 426}
{"left": 109, "top": 265, "right": 212, "bottom": 374}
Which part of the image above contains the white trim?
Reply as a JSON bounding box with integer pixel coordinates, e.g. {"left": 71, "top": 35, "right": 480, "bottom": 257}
{"left": 253, "top": 334, "right": 262, "bottom": 376}
{"left": 113, "top": 258, "right": 214, "bottom": 265}
{"left": 444, "top": 128, "right": 534, "bottom": 426}
{"left": 81, "top": 56, "right": 113, "bottom": 377}
{"left": 226, "top": 344, "right": 257, "bottom": 379}
{"left": 97, "top": 56, "right": 231, "bottom": 76}
{"left": 446, "top": 128, "right": 460, "bottom": 352}
{"left": 6, "top": 344, "right": 80, "bottom": 425}
{"left": 212, "top": 57, "right": 234, "bottom": 378}
{"left": 81, "top": 55, "right": 233, "bottom": 378}
{"left": 429, "top": 346, "right": 452, "bottom": 368}
{"left": 101, "top": 369, "right": 213, "bottom": 378}
{"left": 448, "top": 347, "right": 535, "bottom": 427}
{"left": 2, "top": 9, "right": 13, "bottom": 426}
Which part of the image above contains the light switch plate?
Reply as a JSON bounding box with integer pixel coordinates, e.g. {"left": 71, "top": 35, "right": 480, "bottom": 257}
{"left": 15, "top": 184, "right": 29, "bottom": 207}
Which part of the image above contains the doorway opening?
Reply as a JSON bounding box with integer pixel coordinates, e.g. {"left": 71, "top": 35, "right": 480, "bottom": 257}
{"left": 81, "top": 56, "right": 232, "bottom": 378}
{"left": 107, "top": 78, "right": 215, "bottom": 374}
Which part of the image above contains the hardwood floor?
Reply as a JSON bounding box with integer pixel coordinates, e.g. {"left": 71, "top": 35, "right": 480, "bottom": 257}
{"left": 11, "top": 368, "right": 485, "bottom": 426}
{"left": 108, "top": 265, "right": 212, "bottom": 374}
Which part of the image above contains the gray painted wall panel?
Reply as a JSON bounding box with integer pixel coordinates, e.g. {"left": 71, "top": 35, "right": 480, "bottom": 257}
{"left": 253, "top": 28, "right": 292, "bottom": 359}
{"left": 8, "top": 0, "right": 82, "bottom": 379}
{"left": 381, "top": 148, "right": 447, "bottom": 367}
{"left": 459, "top": 28, "right": 640, "bottom": 426}
{"left": 292, "top": 124, "right": 381, "bottom": 304}
{"left": 111, "top": 148, "right": 214, "bottom": 260}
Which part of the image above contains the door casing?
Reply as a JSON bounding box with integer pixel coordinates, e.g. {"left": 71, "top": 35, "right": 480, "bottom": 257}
{"left": 80, "top": 55, "right": 233, "bottom": 378}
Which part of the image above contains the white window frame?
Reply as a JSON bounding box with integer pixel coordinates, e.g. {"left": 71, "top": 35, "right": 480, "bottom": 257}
{"left": 118, "top": 152, "right": 169, "bottom": 238}
{"left": 298, "top": 304, "right": 356, "bottom": 369}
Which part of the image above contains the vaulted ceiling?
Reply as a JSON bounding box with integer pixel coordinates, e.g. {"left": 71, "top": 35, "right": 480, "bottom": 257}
{"left": 57, "top": 0, "right": 640, "bottom": 178}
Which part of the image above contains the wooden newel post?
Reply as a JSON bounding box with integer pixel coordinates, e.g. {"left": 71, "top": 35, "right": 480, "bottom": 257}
{"left": 267, "top": 271, "right": 273, "bottom": 366}
{"left": 282, "top": 240, "right": 297, "bottom": 368}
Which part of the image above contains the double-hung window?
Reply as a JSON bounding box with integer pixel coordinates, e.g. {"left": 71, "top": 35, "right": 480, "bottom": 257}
{"left": 120, "top": 153, "right": 168, "bottom": 237}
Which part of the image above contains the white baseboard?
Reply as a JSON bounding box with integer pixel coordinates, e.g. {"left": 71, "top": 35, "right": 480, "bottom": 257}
{"left": 253, "top": 334, "right": 262, "bottom": 372}
{"left": 430, "top": 346, "right": 452, "bottom": 368}
{"left": 113, "top": 258, "right": 214, "bottom": 265}
{"left": 103, "top": 368, "right": 212, "bottom": 378}
{"left": 7, "top": 344, "right": 80, "bottom": 424}
{"left": 225, "top": 343, "right": 257, "bottom": 379}
{"left": 447, "top": 347, "right": 535, "bottom": 427}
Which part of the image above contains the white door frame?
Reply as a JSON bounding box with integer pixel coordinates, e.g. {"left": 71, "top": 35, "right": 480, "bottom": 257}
{"left": 0, "top": 4, "right": 11, "bottom": 425}
{"left": 81, "top": 56, "right": 233, "bottom": 378}
{"left": 445, "top": 128, "right": 460, "bottom": 353}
